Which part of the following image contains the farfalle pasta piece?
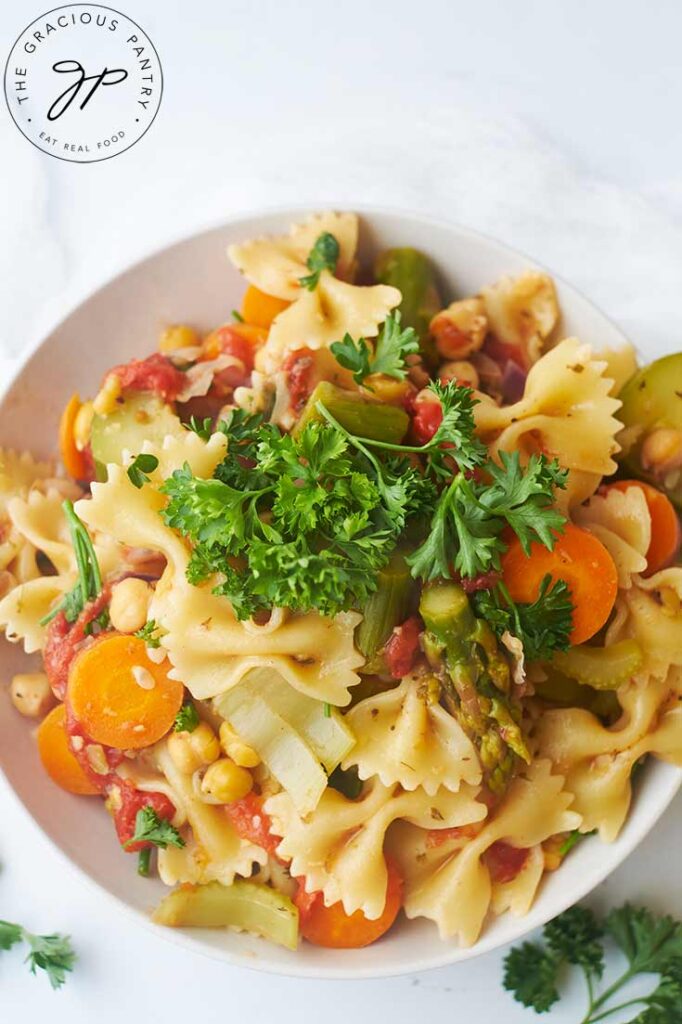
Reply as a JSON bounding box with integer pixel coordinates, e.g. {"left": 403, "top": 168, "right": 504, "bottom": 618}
{"left": 137, "top": 429, "right": 228, "bottom": 482}
{"left": 0, "top": 575, "right": 70, "bottom": 653}
{"left": 154, "top": 740, "right": 266, "bottom": 885}
{"left": 228, "top": 212, "right": 359, "bottom": 301}
{"left": 574, "top": 485, "right": 651, "bottom": 588}
{"left": 343, "top": 674, "right": 482, "bottom": 794}
{"left": 535, "top": 675, "right": 674, "bottom": 839}
{"left": 481, "top": 272, "right": 559, "bottom": 365}
{"left": 490, "top": 843, "right": 546, "bottom": 918}
{"left": 255, "top": 271, "right": 400, "bottom": 374}
{"left": 475, "top": 338, "right": 623, "bottom": 480}
{"left": 0, "top": 448, "right": 53, "bottom": 514}
{"left": 266, "top": 779, "right": 486, "bottom": 920}
{"left": 390, "top": 760, "right": 579, "bottom": 945}
{"left": 606, "top": 567, "right": 682, "bottom": 678}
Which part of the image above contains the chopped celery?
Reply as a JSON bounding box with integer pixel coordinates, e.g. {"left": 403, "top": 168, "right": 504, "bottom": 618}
{"left": 552, "top": 640, "right": 643, "bottom": 690}
{"left": 420, "top": 582, "right": 529, "bottom": 793}
{"left": 294, "top": 381, "right": 408, "bottom": 443}
{"left": 153, "top": 880, "right": 299, "bottom": 951}
{"left": 356, "top": 552, "right": 412, "bottom": 667}
{"left": 374, "top": 247, "right": 441, "bottom": 365}
{"left": 230, "top": 666, "right": 355, "bottom": 774}
{"left": 90, "top": 392, "right": 184, "bottom": 480}
{"left": 533, "top": 670, "right": 620, "bottom": 720}
{"left": 215, "top": 688, "right": 327, "bottom": 815}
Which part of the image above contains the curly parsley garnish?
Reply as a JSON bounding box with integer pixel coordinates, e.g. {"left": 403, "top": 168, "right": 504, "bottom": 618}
{"left": 330, "top": 312, "right": 420, "bottom": 386}
{"left": 299, "top": 231, "right": 340, "bottom": 290}
{"left": 124, "top": 807, "right": 185, "bottom": 850}
{"left": 134, "top": 618, "right": 164, "bottom": 648}
{"left": 0, "top": 920, "right": 76, "bottom": 989}
{"left": 503, "top": 903, "right": 682, "bottom": 1021}
{"left": 174, "top": 701, "right": 200, "bottom": 733}
{"left": 474, "top": 575, "right": 573, "bottom": 661}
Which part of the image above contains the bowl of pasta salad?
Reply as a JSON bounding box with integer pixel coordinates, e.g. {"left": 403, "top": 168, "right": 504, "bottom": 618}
{"left": 0, "top": 207, "right": 680, "bottom": 978}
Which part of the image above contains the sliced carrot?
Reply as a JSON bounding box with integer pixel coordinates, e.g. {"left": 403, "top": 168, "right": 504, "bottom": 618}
{"left": 202, "top": 322, "right": 267, "bottom": 361}
{"left": 37, "top": 703, "right": 99, "bottom": 795}
{"left": 607, "top": 480, "right": 681, "bottom": 575}
{"left": 68, "top": 635, "right": 184, "bottom": 750}
{"left": 240, "top": 285, "right": 290, "bottom": 330}
{"left": 59, "top": 393, "right": 88, "bottom": 480}
{"left": 296, "top": 858, "right": 402, "bottom": 948}
{"left": 501, "top": 523, "right": 618, "bottom": 646}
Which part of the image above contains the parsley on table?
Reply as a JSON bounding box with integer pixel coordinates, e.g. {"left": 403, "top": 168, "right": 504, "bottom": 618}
{"left": 0, "top": 919, "right": 76, "bottom": 989}
{"left": 298, "top": 231, "right": 340, "bottom": 290}
{"left": 127, "top": 453, "right": 160, "bottom": 489}
{"left": 330, "top": 312, "right": 419, "bottom": 386}
{"left": 134, "top": 618, "right": 164, "bottom": 648}
{"left": 184, "top": 415, "right": 214, "bottom": 442}
{"left": 474, "top": 576, "right": 573, "bottom": 661}
{"left": 503, "top": 903, "right": 682, "bottom": 1022}
{"left": 124, "top": 807, "right": 185, "bottom": 850}
{"left": 39, "top": 500, "right": 102, "bottom": 626}
{"left": 174, "top": 701, "right": 200, "bottom": 732}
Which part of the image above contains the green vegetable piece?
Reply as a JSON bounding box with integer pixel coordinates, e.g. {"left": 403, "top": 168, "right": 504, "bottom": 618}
{"left": 299, "top": 231, "right": 340, "bottom": 290}
{"left": 127, "top": 452, "right": 159, "bottom": 489}
{"left": 174, "top": 701, "right": 200, "bottom": 733}
{"left": 618, "top": 353, "right": 682, "bottom": 508}
{"left": 328, "top": 764, "right": 363, "bottom": 799}
{"left": 533, "top": 669, "right": 620, "bottom": 720}
{"left": 153, "top": 880, "right": 299, "bottom": 951}
{"left": 137, "top": 848, "right": 152, "bottom": 877}
{"left": 552, "top": 639, "right": 643, "bottom": 690}
{"left": 420, "top": 583, "right": 530, "bottom": 792}
{"left": 355, "top": 552, "right": 412, "bottom": 666}
{"left": 90, "top": 392, "right": 184, "bottom": 481}
{"left": 374, "top": 247, "right": 441, "bottom": 365}
{"left": 124, "top": 807, "right": 185, "bottom": 850}
{"left": 294, "top": 380, "right": 409, "bottom": 443}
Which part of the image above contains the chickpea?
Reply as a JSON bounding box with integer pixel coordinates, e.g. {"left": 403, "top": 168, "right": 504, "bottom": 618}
{"left": 167, "top": 722, "right": 220, "bottom": 775}
{"left": 439, "top": 360, "right": 480, "bottom": 389}
{"left": 92, "top": 374, "right": 122, "bottom": 416}
{"left": 10, "top": 673, "right": 53, "bottom": 718}
{"left": 109, "top": 577, "right": 153, "bottom": 633}
{"left": 641, "top": 427, "right": 682, "bottom": 475}
{"left": 219, "top": 721, "right": 260, "bottom": 768}
{"left": 201, "top": 757, "right": 253, "bottom": 803}
{"left": 158, "top": 324, "right": 200, "bottom": 353}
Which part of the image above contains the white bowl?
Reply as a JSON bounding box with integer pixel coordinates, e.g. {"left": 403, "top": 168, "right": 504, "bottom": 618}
{"left": 0, "top": 207, "right": 679, "bottom": 979}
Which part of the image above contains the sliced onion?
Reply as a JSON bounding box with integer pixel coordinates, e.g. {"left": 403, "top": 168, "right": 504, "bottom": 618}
{"left": 500, "top": 359, "right": 527, "bottom": 404}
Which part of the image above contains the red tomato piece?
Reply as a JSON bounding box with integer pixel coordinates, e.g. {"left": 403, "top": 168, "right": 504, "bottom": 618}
{"left": 426, "top": 823, "right": 483, "bottom": 848}
{"left": 64, "top": 702, "right": 124, "bottom": 793}
{"left": 111, "top": 780, "right": 176, "bottom": 852}
{"left": 204, "top": 325, "right": 257, "bottom": 395}
{"left": 224, "top": 792, "right": 281, "bottom": 857}
{"left": 110, "top": 353, "right": 186, "bottom": 402}
{"left": 43, "top": 587, "right": 112, "bottom": 700}
{"left": 485, "top": 841, "right": 530, "bottom": 884}
{"left": 384, "top": 616, "right": 422, "bottom": 679}
{"left": 411, "top": 400, "right": 443, "bottom": 445}
{"left": 484, "top": 336, "right": 527, "bottom": 371}
{"left": 283, "top": 349, "right": 315, "bottom": 412}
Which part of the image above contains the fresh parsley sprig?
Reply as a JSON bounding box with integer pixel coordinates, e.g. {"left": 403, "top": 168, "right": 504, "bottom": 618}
{"left": 124, "top": 807, "right": 185, "bottom": 850}
{"left": 474, "top": 575, "right": 573, "bottom": 661}
{"left": 330, "top": 312, "right": 419, "bottom": 386}
{"left": 503, "top": 903, "right": 682, "bottom": 1022}
{"left": 127, "top": 453, "right": 159, "bottom": 489}
{"left": 174, "top": 701, "right": 200, "bottom": 732}
{"left": 184, "top": 415, "right": 214, "bottom": 442}
{"left": 39, "top": 500, "right": 102, "bottom": 626}
{"left": 134, "top": 618, "right": 164, "bottom": 648}
{"left": 299, "top": 231, "right": 340, "bottom": 290}
{"left": 0, "top": 919, "right": 76, "bottom": 989}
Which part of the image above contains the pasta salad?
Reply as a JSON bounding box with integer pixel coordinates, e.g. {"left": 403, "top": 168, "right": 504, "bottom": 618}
{"left": 1, "top": 211, "right": 681, "bottom": 953}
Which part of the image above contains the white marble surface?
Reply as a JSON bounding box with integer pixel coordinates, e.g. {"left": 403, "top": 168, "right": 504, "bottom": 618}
{"left": 2, "top": 0, "right": 682, "bottom": 1019}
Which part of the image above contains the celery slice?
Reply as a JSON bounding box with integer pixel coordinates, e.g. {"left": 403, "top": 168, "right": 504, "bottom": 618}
{"left": 215, "top": 688, "right": 328, "bottom": 815}
{"left": 552, "top": 639, "right": 643, "bottom": 690}
{"left": 153, "top": 880, "right": 299, "bottom": 951}
{"left": 294, "top": 381, "right": 409, "bottom": 443}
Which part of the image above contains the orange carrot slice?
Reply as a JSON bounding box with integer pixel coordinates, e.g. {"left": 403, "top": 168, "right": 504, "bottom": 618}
{"left": 607, "top": 479, "right": 681, "bottom": 575}
{"left": 68, "top": 635, "right": 183, "bottom": 750}
{"left": 59, "top": 393, "right": 88, "bottom": 480}
{"left": 501, "top": 523, "right": 618, "bottom": 646}
{"left": 240, "top": 285, "right": 290, "bottom": 330}
{"left": 37, "top": 703, "right": 99, "bottom": 795}
{"left": 296, "top": 858, "right": 402, "bottom": 948}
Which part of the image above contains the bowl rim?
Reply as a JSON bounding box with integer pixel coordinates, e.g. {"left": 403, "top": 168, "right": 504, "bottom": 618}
{"left": 1, "top": 202, "right": 680, "bottom": 979}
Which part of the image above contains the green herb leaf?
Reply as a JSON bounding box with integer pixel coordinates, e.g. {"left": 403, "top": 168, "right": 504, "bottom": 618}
{"left": 232, "top": 309, "right": 245, "bottom": 323}
{"left": 0, "top": 921, "right": 75, "bottom": 989}
{"left": 473, "top": 576, "right": 574, "bottom": 661}
{"left": 127, "top": 453, "right": 160, "bottom": 489}
{"left": 124, "top": 807, "right": 185, "bottom": 850}
{"left": 330, "top": 312, "right": 419, "bottom": 386}
{"left": 184, "top": 415, "right": 214, "bottom": 442}
{"left": 39, "top": 501, "right": 102, "bottom": 626}
{"left": 503, "top": 941, "right": 560, "bottom": 1012}
{"left": 544, "top": 905, "right": 605, "bottom": 979}
{"left": 0, "top": 920, "right": 23, "bottom": 950}
{"left": 134, "top": 619, "right": 163, "bottom": 648}
{"left": 137, "top": 848, "right": 152, "bottom": 877}
{"left": 605, "top": 905, "right": 682, "bottom": 975}
{"left": 174, "top": 701, "right": 200, "bottom": 733}
{"left": 299, "top": 231, "right": 340, "bottom": 290}
{"left": 558, "top": 828, "right": 596, "bottom": 856}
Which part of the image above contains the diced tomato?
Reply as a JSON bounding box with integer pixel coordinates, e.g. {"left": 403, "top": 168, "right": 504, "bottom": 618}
{"left": 484, "top": 336, "right": 527, "bottom": 372}
{"left": 426, "top": 823, "right": 483, "bottom": 848}
{"left": 203, "top": 325, "right": 258, "bottom": 396}
{"left": 485, "top": 840, "right": 530, "bottom": 884}
{"left": 283, "top": 349, "right": 315, "bottom": 412}
{"left": 110, "top": 353, "right": 186, "bottom": 402}
{"left": 296, "top": 858, "right": 402, "bottom": 948}
{"left": 384, "top": 616, "right": 422, "bottom": 679}
{"left": 64, "top": 702, "right": 124, "bottom": 792}
{"left": 111, "top": 780, "right": 176, "bottom": 852}
{"left": 411, "top": 400, "right": 443, "bottom": 445}
{"left": 43, "top": 587, "right": 112, "bottom": 700}
{"left": 456, "top": 569, "right": 501, "bottom": 594}
{"left": 224, "top": 792, "right": 281, "bottom": 857}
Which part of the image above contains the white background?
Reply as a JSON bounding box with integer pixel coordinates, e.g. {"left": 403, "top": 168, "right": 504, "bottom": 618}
{"left": 2, "top": 1, "right": 682, "bottom": 1020}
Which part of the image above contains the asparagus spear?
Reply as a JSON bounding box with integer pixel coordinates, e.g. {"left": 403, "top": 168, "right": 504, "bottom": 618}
{"left": 356, "top": 552, "right": 412, "bottom": 669}
{"left": 293, "top": 380, "right": 408, "bottom": 444}
{"left": 420, "top": 582, "right": 530, "bottom": 793}
{"left": 374, "top": 247, "right": 442, "bottom": 366}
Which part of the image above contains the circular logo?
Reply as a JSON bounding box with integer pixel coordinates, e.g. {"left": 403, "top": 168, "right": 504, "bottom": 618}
{"left": 3, "top": 4, "right": 162, "bottom": 163}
